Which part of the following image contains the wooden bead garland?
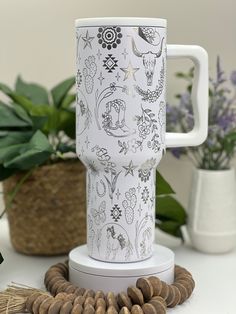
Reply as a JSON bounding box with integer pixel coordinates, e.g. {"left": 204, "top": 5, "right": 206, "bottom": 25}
{"left": 30, "top": 262, "right": 195, "bottom": 314}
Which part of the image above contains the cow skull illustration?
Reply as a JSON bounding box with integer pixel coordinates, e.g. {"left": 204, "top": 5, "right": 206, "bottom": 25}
{"left": 132, "top": 37, "right": 164, "bottom": 86}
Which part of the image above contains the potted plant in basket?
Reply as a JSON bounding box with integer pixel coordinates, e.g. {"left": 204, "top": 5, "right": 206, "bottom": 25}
{"left": 167, "top": 57, "right": 236, "bottom": 253}
{"left": 0, "top": 76, "right": 87, "bottom": 255}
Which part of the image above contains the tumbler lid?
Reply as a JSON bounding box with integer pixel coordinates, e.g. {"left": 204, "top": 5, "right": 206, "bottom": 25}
{"left": 75, "top": 17, "right": 167, "bottom": 28}
{"left": 69, "top": 244, "right": 174, "bottom": 277}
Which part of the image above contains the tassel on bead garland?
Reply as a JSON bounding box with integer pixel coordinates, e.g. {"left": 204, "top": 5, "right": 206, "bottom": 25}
{"left": 0, "top": 283, "right": 49, "bottom": 314}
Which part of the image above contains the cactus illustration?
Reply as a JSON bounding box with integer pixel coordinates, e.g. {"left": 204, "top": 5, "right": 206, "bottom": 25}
{"left": 122, "top": 188, "right": 137, "bottom": 224}
{"left": 83, "top": 55, "right": 97, "bottom": 94}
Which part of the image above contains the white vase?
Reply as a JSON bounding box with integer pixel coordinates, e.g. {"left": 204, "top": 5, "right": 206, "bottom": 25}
{"left": 187, "top": 168, "right": 236, "bottom": 253}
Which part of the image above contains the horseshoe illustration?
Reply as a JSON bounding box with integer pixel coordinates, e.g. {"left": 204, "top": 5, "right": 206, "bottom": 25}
{"left": 96, "top": 179, "right": 106, "bottom": 197}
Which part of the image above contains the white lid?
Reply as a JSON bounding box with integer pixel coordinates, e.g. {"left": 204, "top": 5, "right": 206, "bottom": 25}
{"left": 69, "top": 244, "right": 174, "bottom": 277}
{"left": 75, "top": 17, "right": 167, "bottom": 28}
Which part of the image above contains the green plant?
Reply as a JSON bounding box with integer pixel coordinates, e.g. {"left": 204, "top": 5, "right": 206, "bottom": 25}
{"left": 156, "top": 172, "right": 186, "bottom": 240}
{"left": 0, "top": 252, "right": 3, "bottom": 264}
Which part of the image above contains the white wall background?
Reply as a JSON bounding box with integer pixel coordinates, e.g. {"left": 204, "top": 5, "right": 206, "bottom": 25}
{"left": 0, "top": 0, "right": 236, "bottom": 210}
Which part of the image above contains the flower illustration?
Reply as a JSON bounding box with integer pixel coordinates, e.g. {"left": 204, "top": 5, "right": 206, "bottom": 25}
{"left": 97, "top": 27, "right": 122, "bottom": 50}
{"left": 138, "top": 122, "right": 151, "bottom": 139}
{"left": 138, "top": 158, "right": 156, "bottom": 182}
{"left": 141, "top": 187, "right": 150, "bottom": 204}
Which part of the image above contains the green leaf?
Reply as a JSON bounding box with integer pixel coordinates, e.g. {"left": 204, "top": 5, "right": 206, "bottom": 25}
{"left": 0, "top": 131, "right": 33, "bottom": 149}
{"left": 156, "top": 195, "right": 186, "bottom": 224}
{"left": 57, "top": 108, "right": 75, "bottom": 139}
{"left": 51, "top": 77, "right": 75, "bottom": 108}
{"left": 61, "top": 94, "right": 76, "bottom": 109}
{"left": 0, "top": 253, "right": 3, "bottom": 264}
{"left": 0, "top": 82, "right": 12, "bottom": 95}
{"left": 15, "top": 76, "right": 49, "bottom": 105}
{"left": 157, "top": 220, "right": 183, "bottom": 239}
{"left": 12, "top": 103, "right": 33, "bottom": 125}
{"left": 0, "top": 164, "right": 17, "bottom": 181}
{"left": 57, "top": 143, "right": 76, "bottom": 154}
{"left": 4, "top": 130, "right": 54, "bottom": 170}
{"left": 156, "top": 171, "right": 175, "bottom": 195}
{"left": 0, "top": 102, "right": 31, "bottom": 128}
{"left": 0, "top": 143, "right": 25, "bottom": 164}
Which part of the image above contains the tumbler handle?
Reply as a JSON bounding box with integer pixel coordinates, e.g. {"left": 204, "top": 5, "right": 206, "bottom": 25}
{"left": 166, "top": 45, "right": 208, "bottom": 147}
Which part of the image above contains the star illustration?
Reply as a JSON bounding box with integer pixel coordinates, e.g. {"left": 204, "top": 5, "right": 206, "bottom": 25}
{"left": 122, "top": 160, "right": 138, "bottom": 176}
{"left": 82, "top": 30, "right": 94, "bottom": 49}
{"left": 120, "top": 62, "right": 139, "bottom": 81}
{"left": 97, "top": 72, "right": 105, "bottom": 86}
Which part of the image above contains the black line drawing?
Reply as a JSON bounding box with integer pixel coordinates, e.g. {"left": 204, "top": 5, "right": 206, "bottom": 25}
{"left": 132, "top": 37, "right": 164, "bottom": 86}
{"left": 158, "top": 101, "right": 166, "bottom": 144}
{"left": 87, "top": 214, "right": 95, "bottom": 254}
{"left": 97, "top": 27, "right": 122, "bottom": 50}
{"left": 104, "top": 170, "right": 121, "bottom": 201}
{"left": 97, "top": 72, "right": 105, "bottom": 86}
{"left": 138, "top": 27, "right": 161, "bottom": 46}
{"left": 120, "top": 62, "right": 139, "bottom": 81}
{"left": 138, "top": 158, "right": 156, "bottom": 182}
{"left": 116, "top": 188, "right": 121, "bottom": 200}
{"left": 122, "top": 187, "right": 137, "bottom": 224}
{"left": 83, "top": 55, "right": 97, "bottom": 94}
{"left": 96, "top": 179, "right": 106, "bottom": 197}
{"left": 103, "top": 224, "right": 133, "bottom": 261}
{"left": 76, "top": 90, "right": 92, "bottom": 135}
{"left": 84, "top": 136, "right": 90, "bottom": 149}
{"left": 122, "top": 160, "right": 138, "bottom": 176}
{"left": 138, "top": 204, "right": 143, "bottom": 216}
{"left": 135, "top": 213, "right": 154, "bottom": 258}
{"left": 140, "top": 226, "right": 153, "bottom": 258}
{"left": 137, "top": 183, "right": 141, "bottom": 193}
{"left": 115, "top": 72, "right": 121, "bottom": 81}
{"left": 118, "top": 105, "right": 160, "bottom": 154}
{"left": 94, "top": 83, "right": 131, "bottom": 132}
{"left": 82, "top": 30, "right": 95, "bottom": 49}
{"left": 96, "top": 49, "right": 102, "bottom": 60}
{"left": 111, "top": 204, "right": 122, "bottom": 222}
{"left": 91, "top": 200, "right": 106, "bottom": 225}
{"left": 122, "top": 48, "right": 128, "bottom": 59}
{"left": 141, "top": 186, "right": 150, "bottom": 204}
{"left": 76, "top": 69, "right": 82, "bottom": 89}
{"left": 134, "top": 58, "right": 165, "bottom": 101}
{"left": 76, "top": 33, "right": 82, "bottom": 64}
{"left": 103, "top": 54, "right": 118, "bottom": 73}
{"left": 102, "top": 99, "right": 130, "bottom": 137}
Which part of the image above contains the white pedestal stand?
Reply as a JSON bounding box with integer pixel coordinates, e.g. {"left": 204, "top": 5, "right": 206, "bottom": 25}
{"left": 69, "top": 244, "right": 175, "bottom": 293}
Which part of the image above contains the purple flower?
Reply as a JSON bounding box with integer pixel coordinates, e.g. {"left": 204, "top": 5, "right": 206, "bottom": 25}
{"left": 230, "top": 71, "right": 236, "bottom": 86}
{"left": 171, "top": 147, "right": 183, "bottom": 159}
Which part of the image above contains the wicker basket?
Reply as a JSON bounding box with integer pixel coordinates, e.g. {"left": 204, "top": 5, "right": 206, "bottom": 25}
{"left": 3, "top": 160, "right": 87, "bottom": 255}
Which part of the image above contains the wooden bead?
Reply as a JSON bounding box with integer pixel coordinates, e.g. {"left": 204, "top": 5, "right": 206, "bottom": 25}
{"left": 149, "top": 296, "right": 166, "bottom": 308}
{"left": 74, "top": 288, "right": 86, "bottom": 296}
{"left": 127, "top": 287, "right": 144, "bottom": 306}
{"left": 47, "top": 276, "right": 65, "bottom": 291}
{"left": 85, "top": 297, "right": 96, "bottom": 307}
{"left": 74, "top": 295, "right": 85, "bottom": 306}
{"left": 106, "top": 292, "right": 119, "bottom": 311}
{"left": 48, "top": 300, "right": 64, "bottom": 314}
{"left": 84, "top": 289, "right": 95, "bottom": 298}
{"left": 107, "top": 305, "right": 118, "bottom": 314}
{"left": 59, "top": 301, "right": 73, "bottom": 314}
{"left": 96, "top": 305, "right": 106, "bottom": 314}
{"left": 96, "top": 298, "right": 106, "bottom": 310}
{"left": 55, "top": 293, "right": 68, "bottom": 301}
{"left": 65, "top": 293, "right": 77, "bottom": 303}
{"left": 84, "top": 303, "right": 95, "bottom": 314}
{"left": 176, "top": 279, "right": 193, "bottom": 297}
{"left": 141, "top": 303, "right": 156, "bottom": 314}
{"left": 147, "top": 300, "right": 166, "bottom": 314}
{"left": 39, "top": 297, "right": 54, "bottom": 314}
{"left": 136, "top": 278, "right": 153, "bottom": 301}
{"left": 131, "top": 304, "right": 143, "bottom": 314}
{"left": 95, "top": 291, "right": 105, "bottom": 301}
{"left": 26, "top": 293, "right": 42, "bottom": 312}
{"left": 159, "top": 282, "right": 169, "bottom": 301}
{"left": 64, "top": 285, "right": 77, "bottom": 294}
{"left": 51, "top": 280, "right": 66, "bottom": 296}
{"left": 33, "top": 295, "right": 50, "bottom": 314}
{"left": 168, "top": 286, "right": 181, "bottom": 308}
{"left": 117, "top": 292, "right": 132, "bottom": 310}
{"left": 165, "top": 285, "right": 175, "bottom": 307}
{"left": 172, "top": 283, "right": 188, "bottom": 304}
{"left": 56, "top": 282, "right": 71, "bottom": 294}
{"left": 147, "top": 277, "right": 162, "bottom": 296}
{"left": 71, "top": 303, "right": 83, "bottom": 314}
{"left": 45, "top": 273, "right": 64, "bottom": 287}
{"left": 119, "top": 306, "right": 130, "bottom": 314}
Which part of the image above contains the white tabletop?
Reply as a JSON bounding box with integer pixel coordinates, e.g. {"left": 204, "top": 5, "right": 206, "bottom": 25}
{"left": 0, "top": 218, "right": 235, "bottom": 314}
